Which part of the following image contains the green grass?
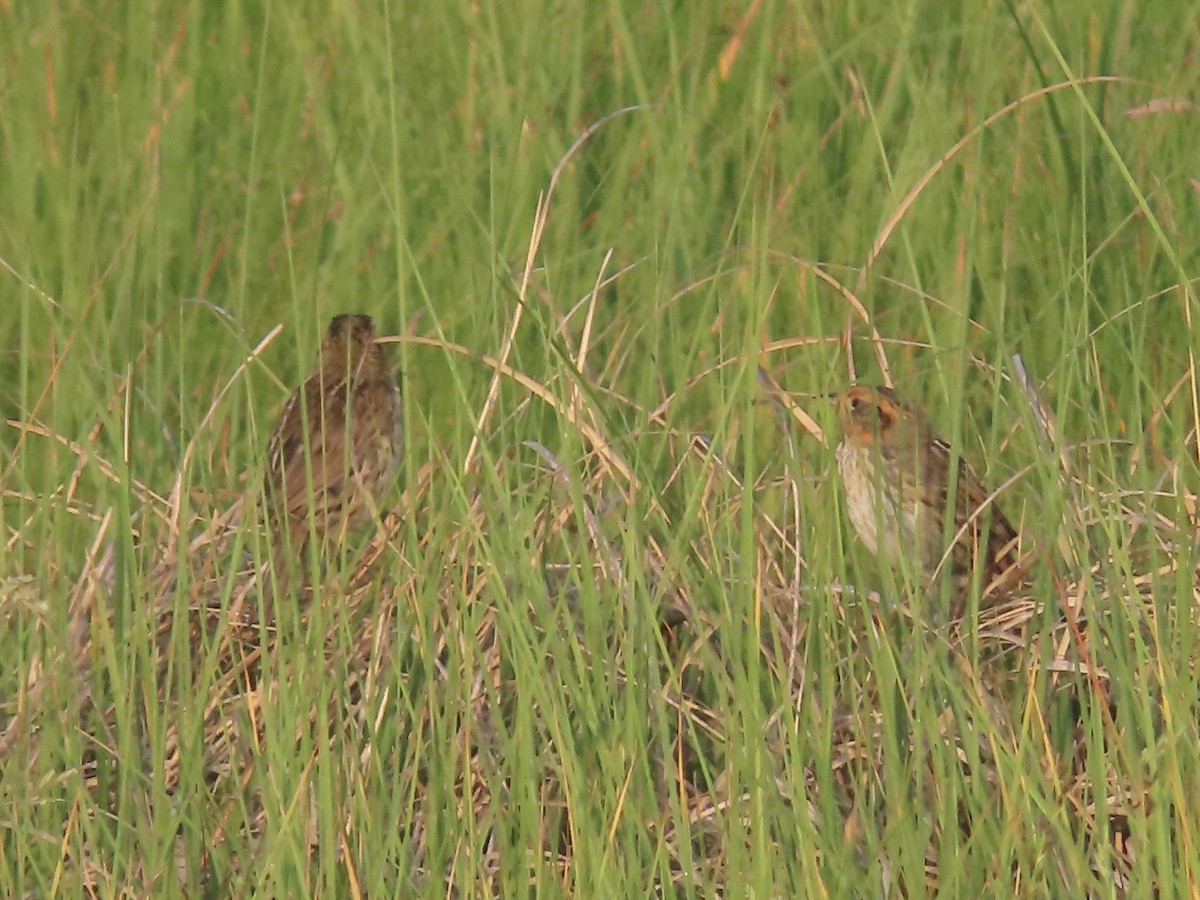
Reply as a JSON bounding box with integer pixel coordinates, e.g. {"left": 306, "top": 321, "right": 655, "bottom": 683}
{"left": 3, "top": 0, "right": 1199, "bottom": 896}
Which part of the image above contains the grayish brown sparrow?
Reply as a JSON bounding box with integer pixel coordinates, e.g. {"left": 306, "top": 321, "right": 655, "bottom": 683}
{"left": 262, "top": 314, "right": 402, "bottom": 601}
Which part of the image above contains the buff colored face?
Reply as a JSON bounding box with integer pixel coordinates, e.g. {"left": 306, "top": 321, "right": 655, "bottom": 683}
{"left": 835, "top": 386, "right": 906, "bottom": 447}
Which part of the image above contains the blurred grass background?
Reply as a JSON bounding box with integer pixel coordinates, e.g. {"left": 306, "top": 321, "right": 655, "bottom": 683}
{"left": 2, "top": 0, "right": 1198, "bottom": 896}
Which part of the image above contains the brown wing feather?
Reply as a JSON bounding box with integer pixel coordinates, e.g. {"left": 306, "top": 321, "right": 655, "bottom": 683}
{"left": 920, "top": 435, "right": 1019, "bottom": 587}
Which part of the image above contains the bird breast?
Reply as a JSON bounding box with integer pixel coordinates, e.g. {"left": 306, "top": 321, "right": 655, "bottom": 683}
{"left": 835, "top": 441, "right": 916, "bottom": 564}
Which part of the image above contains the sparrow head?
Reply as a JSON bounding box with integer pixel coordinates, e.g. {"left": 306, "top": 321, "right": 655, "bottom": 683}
{"left": 320, "top": 314, "right": 387, "bottom": 381}
{"left": 326, "top": 313, "right": 377, "bottom": 346}
{"left": 833, "top": 385, "right": 912, "bottom": 448}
